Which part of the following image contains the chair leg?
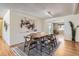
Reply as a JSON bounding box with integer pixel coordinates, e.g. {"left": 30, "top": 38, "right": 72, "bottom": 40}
{"left": 56, "top": 40, "right": 57, "bottom": 45}
{"left": 28, "top": 49, "right": 30, "bottom": 55}
{"left": 49, "top": 46, "right": 52, "bottom": 55}
{"left": 51, "top": 44, "right": 54, "bottom": 50}
{"left": 49, "top": 47, "right": 50, "bottom": 55}
{"left": 36, "top": 41, "right": 38, "bottom": 50}
{"left": 27, "top": 46, "right": 30, "bottom": 56}
{"left": 54, "top": 39, "right": 57, "bottom": 48}
{"left": 23, "top": 46, "right": 26, "bottom": 52}
{"left": 40, "top": 44, "right": 42, "bottom": 56}
{"left": 39, "top": 41, "right": 42, "bottom": 56}
{"left": 37, "top": 45, "right": 39, "bottom": 51}
{"left": 23, "top": 40, "right": 28, "bottom": 51}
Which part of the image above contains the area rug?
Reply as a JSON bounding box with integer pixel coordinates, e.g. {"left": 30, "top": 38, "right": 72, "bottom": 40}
{"left": 11, "top": 41, "right": 60, "bottom": 56}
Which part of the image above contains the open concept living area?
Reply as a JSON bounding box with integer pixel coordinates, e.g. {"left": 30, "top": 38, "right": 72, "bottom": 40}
{"left": 0, "top": 3, "right": 79, "bottom": 56}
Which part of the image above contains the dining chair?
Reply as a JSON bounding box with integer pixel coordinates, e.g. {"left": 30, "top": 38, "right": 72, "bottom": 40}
{"left": 40, "top": 34, "right": 57, "bottom": 55}
{"left": 40, "top": 35, "right": 52, "bottom": 55}
{"left": 48, "top": 34, "right": 57, "bottom": 48}
{"left": 24, "top": 35, "right": 38, "bottom": 55}
{"left": 24, "top": 36, "right": 30, "bottom": 51}
{"left": 51, "top": 34, "right": 57, "bottom": 48}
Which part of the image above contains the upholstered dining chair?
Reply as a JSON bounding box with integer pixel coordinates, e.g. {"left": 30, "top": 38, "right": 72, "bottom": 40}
{"left": 50, "top": 34, "right": 57, "bottom": 48}
{"left": 24, "top": 36, "right": 30, "bottom": 51}
{"left": 40, "top": 34, "right": 57, "bottom": 55}
{"left": 40, "top": 35, "right": 52, "bottom": 55}
{"left": 24, "top": 35, "right": 38, "bottom": 55}
{"left": 47, "top": 34, "right": 57, "bottom": 48}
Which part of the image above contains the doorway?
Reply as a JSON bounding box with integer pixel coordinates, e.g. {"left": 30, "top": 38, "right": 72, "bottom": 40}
{"left": 52, "top": 23, "right": 64, "bottom": 42}
{"left": 53, "top": 23, "right": 64, "bottom": 35}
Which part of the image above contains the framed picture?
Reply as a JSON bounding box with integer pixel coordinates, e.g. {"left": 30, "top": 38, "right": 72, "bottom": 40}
{"left": 20, "top": 17, "right": 35, "bottom": 30}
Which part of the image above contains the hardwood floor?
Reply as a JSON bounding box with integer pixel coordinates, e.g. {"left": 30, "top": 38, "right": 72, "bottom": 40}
{"left": 0, "top": 37, "right": 14, "bottom": 56}
{"left": 0, "top": 36, "right": 79, "bottom": 56}
{"left": 55, "top": 40, "right": 79, "bottom": 56}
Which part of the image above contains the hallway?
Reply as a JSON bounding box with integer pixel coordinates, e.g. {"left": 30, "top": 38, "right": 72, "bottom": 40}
{"left": 0, "top": 17, "right": 14, "bottom": 56}
{"left": 0, "top": 18, "right": 3, "bottom": 37}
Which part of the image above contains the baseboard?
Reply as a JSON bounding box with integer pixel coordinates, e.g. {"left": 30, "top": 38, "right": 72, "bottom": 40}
{"left": 65, "top": 40, "right": 79, "bottom": 43}
{"left": 10, "top": 42, "right": 24, "bottom": 48}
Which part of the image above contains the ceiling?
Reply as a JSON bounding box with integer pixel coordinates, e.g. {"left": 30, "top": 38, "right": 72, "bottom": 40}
{"left": 0, "top": 3, "right": 78, "bottom": 19}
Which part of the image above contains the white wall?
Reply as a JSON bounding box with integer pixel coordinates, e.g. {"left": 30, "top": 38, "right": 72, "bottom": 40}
{"left": 44, "top": 14, "right": 79, "bottom": 42}
{"left": 2, "top": 10, "right": 10, "bottom": 45}
{"left": 10, "top": 9, "right": 43, "bottom": 45}
{"left": 3, "top": 9, "right": 79, "bottom": 46}
{"left": 43, "top": 17, "right": 65, "bottom": 34}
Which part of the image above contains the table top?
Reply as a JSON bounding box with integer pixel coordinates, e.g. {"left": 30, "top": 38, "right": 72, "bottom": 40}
{"left": 30, "top": 32, "right": 48, "bottom": 39}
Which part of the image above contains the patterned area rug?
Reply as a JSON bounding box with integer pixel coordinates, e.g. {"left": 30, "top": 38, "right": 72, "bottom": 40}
{"left": 11, "top": 41, "right": 60, "bottom": 56}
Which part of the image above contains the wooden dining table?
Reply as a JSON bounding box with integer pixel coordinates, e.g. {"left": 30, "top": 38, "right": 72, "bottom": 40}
{"left": 24, "top": 32, "right": 49, "bottom": 46}
{"left": 29, "top": 32, "right": 49, "bottom": 54}
{"left": 30, "top": 32, "right": 48, "bottom": 39}
{"left": 24, "top": 32, "right": 56, "bottom": 55}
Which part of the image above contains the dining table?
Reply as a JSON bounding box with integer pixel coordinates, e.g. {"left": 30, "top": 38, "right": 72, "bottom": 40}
{"left": 24, "top": 32, "right": 55, "bottom": 55}
{"left": 30, "top": 32, "right": 48, "bottom": 39}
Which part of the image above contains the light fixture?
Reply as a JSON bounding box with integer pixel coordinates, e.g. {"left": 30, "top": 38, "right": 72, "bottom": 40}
{"left": 47, "top": 11, "right": 53, "bottom": 17}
